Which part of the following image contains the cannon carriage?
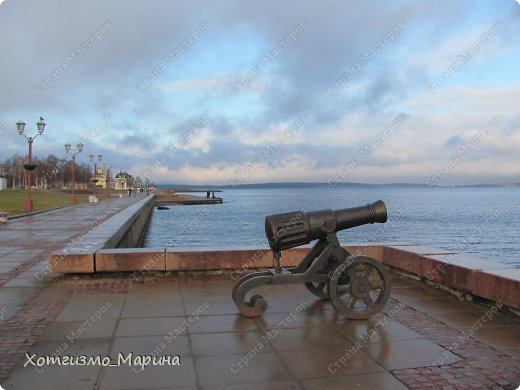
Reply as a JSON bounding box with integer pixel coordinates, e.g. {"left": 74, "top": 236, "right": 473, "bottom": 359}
{"left": 232, "top": 200, "right": 391, "bottom": 319}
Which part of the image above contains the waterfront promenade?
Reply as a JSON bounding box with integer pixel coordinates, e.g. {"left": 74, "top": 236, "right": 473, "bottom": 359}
{"left": 0, "top": 195, "right": 146, "bottom": 289}
{"left": 0, "top": 199, "right": 518, "bottom": 389}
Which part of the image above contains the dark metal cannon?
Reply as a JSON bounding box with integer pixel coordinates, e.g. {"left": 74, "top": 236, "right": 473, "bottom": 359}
{"left": 232, "top": 200, "right": 391, "bottom": 318}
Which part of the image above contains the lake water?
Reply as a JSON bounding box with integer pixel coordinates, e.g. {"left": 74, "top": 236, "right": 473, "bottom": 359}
{"left": 142, "top": 186, "right": 519, "bottom": 266}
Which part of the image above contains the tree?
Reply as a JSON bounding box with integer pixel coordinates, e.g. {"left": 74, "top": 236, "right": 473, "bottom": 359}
{"left": 1, "top": 153, "right": 133, "bottom": 191}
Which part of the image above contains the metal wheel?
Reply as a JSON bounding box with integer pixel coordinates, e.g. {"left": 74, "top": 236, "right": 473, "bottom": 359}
{"left": 328, "top": 256, "right": 390, "bottom": 319}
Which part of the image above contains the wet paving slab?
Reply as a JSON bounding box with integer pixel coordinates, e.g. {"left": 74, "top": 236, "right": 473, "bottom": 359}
{"left": 0, "top": 195, "right": 146, "bottom": 278}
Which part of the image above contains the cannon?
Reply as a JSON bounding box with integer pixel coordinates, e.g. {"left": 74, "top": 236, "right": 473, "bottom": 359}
{"left": 232, "top": 200, "right": 391, "bottom": 318}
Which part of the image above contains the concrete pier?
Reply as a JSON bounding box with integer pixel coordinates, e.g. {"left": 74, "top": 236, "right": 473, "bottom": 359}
{"left": 155, "top": 191, "right": 223, "bottom": 205}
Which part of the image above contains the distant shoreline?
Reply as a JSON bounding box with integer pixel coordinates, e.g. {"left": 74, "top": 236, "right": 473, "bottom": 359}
{"left": 155, "top": 182, "right": 520, "bottom": 189}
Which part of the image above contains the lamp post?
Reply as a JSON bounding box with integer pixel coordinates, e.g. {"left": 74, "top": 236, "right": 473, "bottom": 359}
{"left": 16, "top": 118, "right": 46, "bottom": 211}
{"left": 88, "top": 153, "right": 102, "bottom": 201}
{"left": 65, "top": 142, "right": 83, "bottom": 203}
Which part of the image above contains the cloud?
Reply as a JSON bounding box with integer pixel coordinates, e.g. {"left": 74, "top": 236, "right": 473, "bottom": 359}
{"left": 1, "top": 0, "right": 519, "bottom": 184}
{"left": 160, "top": 75, "right": 234, "bottom": 92}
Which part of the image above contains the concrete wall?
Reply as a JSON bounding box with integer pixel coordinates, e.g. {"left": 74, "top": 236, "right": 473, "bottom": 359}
{"left": 114, "top": 197, "right": 154, "bottom": 248}
{"left": 50, "top": 242, "right": 520, "bottom": 311}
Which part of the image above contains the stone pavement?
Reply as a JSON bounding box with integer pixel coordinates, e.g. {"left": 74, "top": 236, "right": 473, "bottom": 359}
{"left": 0, "top": 194, "right": 146, "bottom": 320}
{"left": 0, "top": 271, "right": 518, "bottom": 389}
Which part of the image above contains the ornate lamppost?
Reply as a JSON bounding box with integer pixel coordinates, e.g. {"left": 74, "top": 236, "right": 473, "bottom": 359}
{"left": 88, "top": 153, "right": 102, "bottom": 201}
{"left": 65, "top": 142, "right": 83, "bottom": 203}
{"left": 16, "top": 118, "right": 46, "bottom": 211}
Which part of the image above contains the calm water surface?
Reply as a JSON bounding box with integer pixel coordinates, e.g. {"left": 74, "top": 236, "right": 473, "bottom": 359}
{"left": 142, "top": 187, "right": 519, "bottom": 266}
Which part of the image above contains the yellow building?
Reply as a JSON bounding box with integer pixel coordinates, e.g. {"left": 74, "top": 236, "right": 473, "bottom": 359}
{"left": 94, "top": 167, "right": 111, "bottom": 189}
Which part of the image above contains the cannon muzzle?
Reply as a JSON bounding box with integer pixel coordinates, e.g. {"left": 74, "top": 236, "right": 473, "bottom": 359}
{"left": 265, "top": 200, "right": 387, "bottom": 252}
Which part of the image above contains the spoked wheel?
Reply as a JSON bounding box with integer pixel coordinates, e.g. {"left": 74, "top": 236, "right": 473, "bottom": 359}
{"left": 328, "top": 256, "right": 390, "bottom": 319}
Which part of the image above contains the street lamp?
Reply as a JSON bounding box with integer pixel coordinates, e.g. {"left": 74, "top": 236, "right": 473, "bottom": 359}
{"left": 65, "top": 142, "right": 83, "bottom": 203}
{"left": 88, "top": 153, "right": 102, "bottom": 201}
{"left": 16, "top": 118, "right": 46, "bottom": 211}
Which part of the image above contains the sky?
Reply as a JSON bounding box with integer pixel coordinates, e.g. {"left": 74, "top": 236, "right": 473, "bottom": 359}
{"left": 0, "top": 0, "right": 519, "bottom": 185}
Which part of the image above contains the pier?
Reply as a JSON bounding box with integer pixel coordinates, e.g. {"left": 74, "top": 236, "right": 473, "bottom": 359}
{"left": 155, "top": 189, "right": 223, "bottom": 205}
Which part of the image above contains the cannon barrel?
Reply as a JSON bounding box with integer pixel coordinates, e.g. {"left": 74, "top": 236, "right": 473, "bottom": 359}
{"left": 265, "top": 200, "right": 387, "bottom": 252}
